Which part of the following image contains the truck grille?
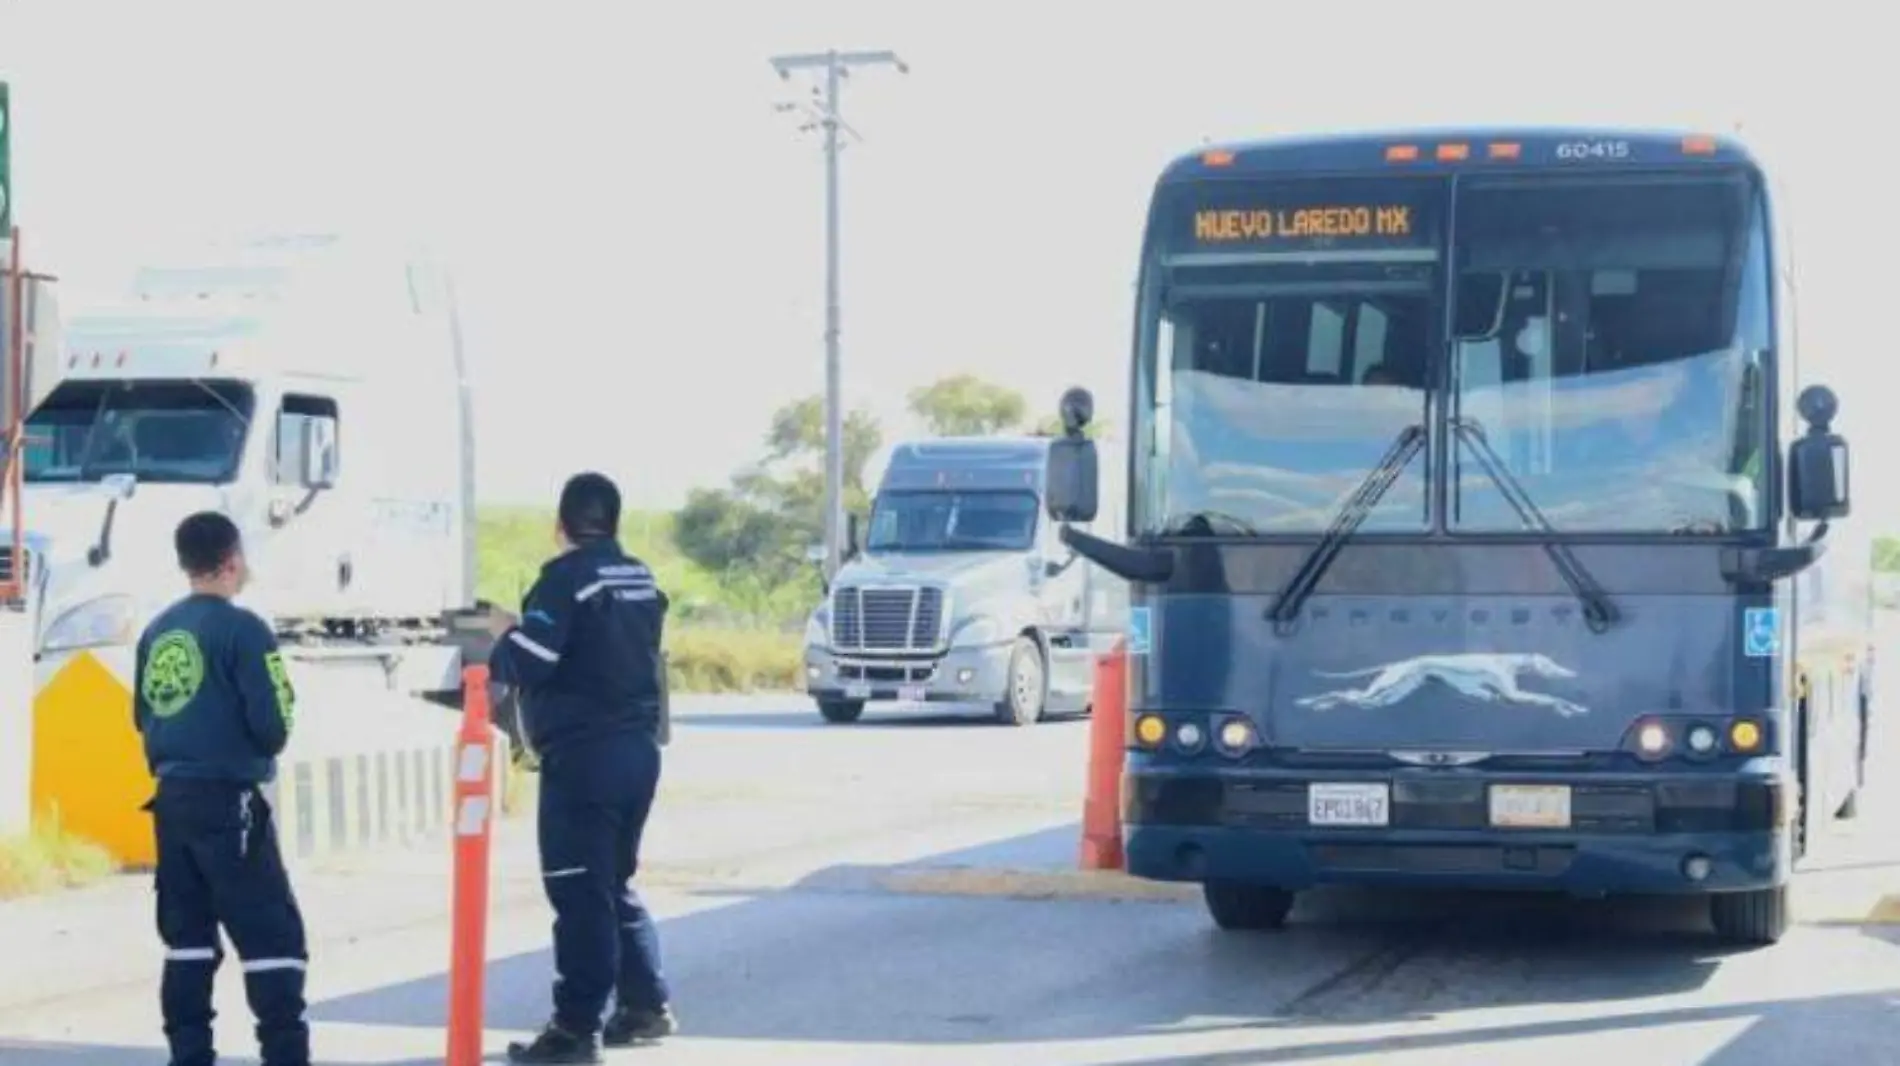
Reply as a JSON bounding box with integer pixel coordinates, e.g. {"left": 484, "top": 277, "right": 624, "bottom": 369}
{"left": 831, "top": 585, "right": 944, "bottom": 652}
{"left": 0, "top": 545, "right": 28, "bottom": 600}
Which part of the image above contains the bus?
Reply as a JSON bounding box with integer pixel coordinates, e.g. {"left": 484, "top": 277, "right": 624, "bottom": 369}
{"left": 1042, "top": 128, "right": 1867, "bottom": 946}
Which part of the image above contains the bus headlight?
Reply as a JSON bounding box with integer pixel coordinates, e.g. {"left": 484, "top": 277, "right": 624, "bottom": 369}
{"left": 1133, "top": 714, "right": 1167, "bottom": 748}
{"left": 1174, "top": 720, "right": 1206, "bottom": 752}
{"left": 1634, "top": 719, "right": 1671, "bottom": 759}
{"left": 1685, "top": 723, "right": 1718, "bottom": 755}
{"left": 1214, "top": 715, "right": 1258, "bottom": 756}
{"left": 40, "top": 595, "right": 139, "bottom": 654}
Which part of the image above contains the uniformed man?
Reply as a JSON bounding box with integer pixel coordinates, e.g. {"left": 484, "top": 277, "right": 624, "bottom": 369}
{"left": 488, "top": 472, "right": 676, "bottom": 1064}
{"left": 135, "top": 511, "right": 308, "bottom": 1066}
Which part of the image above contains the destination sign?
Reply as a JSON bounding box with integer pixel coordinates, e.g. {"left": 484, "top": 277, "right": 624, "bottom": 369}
{"left": 1170, "top": 179, "right": 1441, "bottom": 256}
{"left": 1193, "top": 204, "right": 1416, "bottom": 243}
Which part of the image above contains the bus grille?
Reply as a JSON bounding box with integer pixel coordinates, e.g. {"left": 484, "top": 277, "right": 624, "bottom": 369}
{"left": 832, "top": 585, "right": 944, "bottom": 652}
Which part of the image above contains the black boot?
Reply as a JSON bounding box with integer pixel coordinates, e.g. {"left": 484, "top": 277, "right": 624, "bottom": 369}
{"left": 506, "top": 1021, "right": 602, "bottom": 1064}
{"left": 602, "top": 1003, "right": 677, "bottom": 1046}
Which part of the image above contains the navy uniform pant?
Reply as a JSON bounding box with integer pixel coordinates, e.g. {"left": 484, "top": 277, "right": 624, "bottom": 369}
{"left": 150, "top": 779, "right": 310, "bottom": 1066}
{"left": 537, "top": 731, "right": 669, "bottom": 1034}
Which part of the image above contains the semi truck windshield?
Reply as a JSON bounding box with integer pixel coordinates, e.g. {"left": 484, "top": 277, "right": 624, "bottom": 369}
{"left": 867, "top": 491, "right": 1039, "bottom": 552}
{"left": 24, "top": 380, "right": 254, "bottom": 485}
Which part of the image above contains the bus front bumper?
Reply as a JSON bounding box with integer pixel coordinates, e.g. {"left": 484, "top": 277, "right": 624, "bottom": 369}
{"left": 1122, "top": 768, "right": 1793, "bottom": 896}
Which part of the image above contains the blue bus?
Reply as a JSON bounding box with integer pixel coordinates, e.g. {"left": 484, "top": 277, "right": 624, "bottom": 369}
{"left": 1042, "top": 128, "right": 1869, "bottom": 945}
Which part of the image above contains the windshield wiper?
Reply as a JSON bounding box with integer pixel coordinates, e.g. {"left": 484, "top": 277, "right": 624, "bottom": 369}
{"left": 1268, "top": 424, "right": 1426, "bottom": 633}
{"left": 1451, "top": 416, "right": 1618, "bottom": 633}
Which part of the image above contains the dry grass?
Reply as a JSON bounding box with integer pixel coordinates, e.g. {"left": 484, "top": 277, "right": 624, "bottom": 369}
{"left": 666, "top": 626, "right": 803, "bottom": 693}
{"left": 0, "top": 816, "right": 119, "bottom": 900}
{"left": 500, "top": 755, "right": 534, "bottom": 819}
{"left": 479, "top": 506, "right": 806, "bottom": 694}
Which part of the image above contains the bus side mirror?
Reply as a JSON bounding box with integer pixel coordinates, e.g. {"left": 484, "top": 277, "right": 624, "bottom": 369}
{"left": 1789, "top": 384, "right": 1850, "bottom": 522}
{"left": 1046, "top": 386, "right": 1100, "bottom": 523}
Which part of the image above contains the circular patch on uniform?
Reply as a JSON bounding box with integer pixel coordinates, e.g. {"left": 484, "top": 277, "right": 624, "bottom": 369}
{"left": 142, "top": 629, "right": 206, "bottom": 719}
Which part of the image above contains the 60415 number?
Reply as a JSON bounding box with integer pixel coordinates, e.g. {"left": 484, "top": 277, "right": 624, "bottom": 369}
{"left": 1554, "top": 140, "right": 1631, "bottom": 161}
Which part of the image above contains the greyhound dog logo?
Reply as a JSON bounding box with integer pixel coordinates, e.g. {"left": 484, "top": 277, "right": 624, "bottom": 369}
{"left": 1296, "top": 653, "right": 1588, "bottom": 718}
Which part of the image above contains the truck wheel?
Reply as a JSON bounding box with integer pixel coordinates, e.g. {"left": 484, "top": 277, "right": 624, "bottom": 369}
{"left": 993, "top": 636, "right": 1047, "bottom": 727}
{"left": 817, "top": 699, "right": 865, "bottom": 724}
{"left": 1709, "top": 885, "right": 1789, "bottom": 946}
{"left": 1203, "top": 881, "right": 1295, "bottom": 932}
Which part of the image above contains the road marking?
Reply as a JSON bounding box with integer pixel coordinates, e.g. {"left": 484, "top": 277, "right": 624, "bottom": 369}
{"left": 1864, "top": 895, "right": 1900, "bottom": 924}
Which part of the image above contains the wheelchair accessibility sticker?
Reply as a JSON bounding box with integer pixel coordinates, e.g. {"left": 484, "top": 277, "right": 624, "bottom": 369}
{"left": 1127, "top": 607, "right": 1152, "bottom": 656}
{"left": 1743, "top": 607, "right": 1779, "bottom": 658}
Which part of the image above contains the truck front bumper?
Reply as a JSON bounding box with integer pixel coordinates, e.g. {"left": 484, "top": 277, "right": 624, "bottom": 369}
{"left": 804, "top": 642, "right": 1014, "bottom": 704}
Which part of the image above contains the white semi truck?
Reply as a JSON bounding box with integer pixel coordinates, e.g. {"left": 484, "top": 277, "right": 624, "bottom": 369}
{"left": 802, "top": 426, "right": 1128, "bottom": 727}
{"left": 0, "top": 233, "right": 484, "bottom": 864}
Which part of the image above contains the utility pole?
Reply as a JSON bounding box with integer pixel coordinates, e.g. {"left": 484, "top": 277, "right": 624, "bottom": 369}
{"left": 769, "top": 49, "right": 908, "bottom": 581}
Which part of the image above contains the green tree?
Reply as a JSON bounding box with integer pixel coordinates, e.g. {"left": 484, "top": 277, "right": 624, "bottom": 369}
{"left": 672, "top": 487, "right": 793, "bottom": 580}
{"left": 673, "top": 395, "right": 883, "bottom": 594}
{"left": 764, "top": 395, "right": 884, "bottom": 497}
{"left": 1031, "top": 412, "right": 1114, "bottom": 440}
{"left": 1875, "top": 536, "right": 1900, "bottom": 573}
{"left": 907, "top": 374, "right": 1029, "bottom": 436}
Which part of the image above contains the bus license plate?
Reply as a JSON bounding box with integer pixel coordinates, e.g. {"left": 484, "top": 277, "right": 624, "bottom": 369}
{"left": 897, "top": 685, "right": 928, "bottom": 702}
{"left": 845, "top": 683, "right": 872, "bottom": 699}
{"left": 1490, "top": 785, "right": 1572, "bottom": 828}
{"left": 1308, "top": 783, "right": 1390, "bottom": 827}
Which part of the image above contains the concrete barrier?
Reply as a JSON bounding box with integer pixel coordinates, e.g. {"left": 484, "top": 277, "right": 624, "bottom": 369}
{"left": 0, "top": 609, "right": 32, "bottom": 837}
{"left": 26, "top": 641, "right": 507, "bottom": 869}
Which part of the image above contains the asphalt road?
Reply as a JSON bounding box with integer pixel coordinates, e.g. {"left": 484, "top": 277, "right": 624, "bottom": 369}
{"left": 1, "top": 676, "right": 1897, "bottom": 1065}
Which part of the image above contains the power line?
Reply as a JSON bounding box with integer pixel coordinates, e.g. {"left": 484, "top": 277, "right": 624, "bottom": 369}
{"left": 768, "top": 49, "right": 907, "bottom": 582}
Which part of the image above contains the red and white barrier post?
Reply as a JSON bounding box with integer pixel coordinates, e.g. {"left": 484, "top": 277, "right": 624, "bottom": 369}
{"left": 1079, "top": 641, "right": 1129, "bottom": 870}
{"left": 446, "top": 664, "right": 495, "bottom": 1065}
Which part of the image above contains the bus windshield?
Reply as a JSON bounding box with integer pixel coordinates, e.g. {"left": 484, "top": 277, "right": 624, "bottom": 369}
{"left": 24, "top": 380, "right": 254, "bottom": 485}
{"left": 1449, "top": 173, "right": 1771, "bottom": 533}
{"left": 1132, "top": 168, "right": 1771, "bottom": 536}
{"left": 868, "top": 491, "right": 1040, "bottom": 552}
{"left": 1136, "top": 175, "right": 1443, "bottom": 535}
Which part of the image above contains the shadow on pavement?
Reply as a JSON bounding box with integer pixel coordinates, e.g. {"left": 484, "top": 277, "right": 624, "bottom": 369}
{"left": 671, "top": 707, "right": 1090, "bottom": 731}
{"left": 304, "top": 824, "right": 1791, "bottom": 1048}
{"left": 0, "top": 1041, "right": 446, "bottom": 1066}
{"left": 1068, "top": 987, "right": 1900, "bottom": 1065}
{"left": 9, "top": 828, "right": 1897, "bottom": 1062}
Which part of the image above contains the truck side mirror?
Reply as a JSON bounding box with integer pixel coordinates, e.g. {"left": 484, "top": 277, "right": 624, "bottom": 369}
{"left": 300, "top": 416, "right": 340, "bottom": 490}
{"left": 845, "top": 512, "right": 862, "bottom": 560}
{"left": 1788, "top": 384, "right": 1849, "bottom": 521}
{"left": 805, "top": 543, "right": 829, "bottom": 593}
{"left": 1045, "top": 386, "right": 1100, "bottom": 522}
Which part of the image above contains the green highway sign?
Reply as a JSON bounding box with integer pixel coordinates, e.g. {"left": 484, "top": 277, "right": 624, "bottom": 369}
{"left": 0, "top": 81, "right": 11, "bottom": 234}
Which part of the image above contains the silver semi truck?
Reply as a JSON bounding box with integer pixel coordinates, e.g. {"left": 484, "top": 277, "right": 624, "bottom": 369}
{"left": 802, "top": 433, "right": 1126, "bottom": 726}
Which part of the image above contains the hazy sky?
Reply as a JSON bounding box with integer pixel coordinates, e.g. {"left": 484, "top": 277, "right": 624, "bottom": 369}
{"left": 3, "top": 1, "right": 1895, "bottom": 521}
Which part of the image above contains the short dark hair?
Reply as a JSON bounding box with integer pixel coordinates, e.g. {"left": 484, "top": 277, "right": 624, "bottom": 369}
{"left": 175, "top": 512, "right": 243, "bottom": 577}
{"left": 558, "top": 472, "right": 621, "bottom": 542}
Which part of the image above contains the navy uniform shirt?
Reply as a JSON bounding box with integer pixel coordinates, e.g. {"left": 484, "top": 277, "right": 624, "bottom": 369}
{"left": 133, "top": 593, "right": 298, "bottom": 784}
{"left": 488, "top": 539, "right": 667, "bottom": 756}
